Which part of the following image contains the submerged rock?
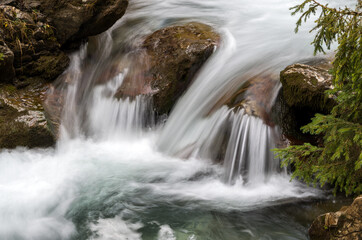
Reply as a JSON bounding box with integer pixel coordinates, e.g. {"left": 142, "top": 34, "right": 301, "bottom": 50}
{"left": 116, "top": 22, "right": 220, "bottom": 115}
{"left": 225, "top": 74, "right": 281, "bottom": 127}
{"left": 0, "top": 84, "right": 55, "bottom": 149}
{"left": 309, "top": 195, "right": 362, "bottom": 240}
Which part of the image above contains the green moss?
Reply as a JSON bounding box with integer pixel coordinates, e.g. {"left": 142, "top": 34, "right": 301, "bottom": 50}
{"left": 32, "top": 53, "right": 69, "bottom": 81}
{"left": 1, "top": 84, "right": 16, "bottom": 93}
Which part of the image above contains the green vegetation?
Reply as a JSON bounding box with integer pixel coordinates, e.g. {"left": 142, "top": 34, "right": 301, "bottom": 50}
{"left": 275, "top": 0, "right": 362, "bottom": 196}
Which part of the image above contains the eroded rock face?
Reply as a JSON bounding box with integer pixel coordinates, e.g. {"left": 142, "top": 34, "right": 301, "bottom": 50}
{"left": 116, "top": 22, "right": 220, "bottom": 115}
{"left": 309, "top": 195, "right": 362, "bottom": 240}
{"left": 0, "top": 84, "right": 55, "bottom": 148}
{"left": 23, "top": 0, "right": 129, "bottom": 46}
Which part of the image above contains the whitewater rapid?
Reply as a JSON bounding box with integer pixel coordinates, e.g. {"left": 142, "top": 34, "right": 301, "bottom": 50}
{"left": 0, "top": 138, "right": 321, "bottom": 239}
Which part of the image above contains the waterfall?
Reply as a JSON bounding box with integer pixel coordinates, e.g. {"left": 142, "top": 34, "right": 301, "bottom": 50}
{"left": 87, "top": 74, "right": 154, "bottom": 139}
{"left": 51, "top": 0, "right": 303, "bottom": 183}
{"left": 223, "top": 110, "right": 280, "bottom": 185}
{"left": 54, "top": 37, "right": 155, "bottom": 140}
{"left": 1, "top": 0, "right": 342, "bottom": 239}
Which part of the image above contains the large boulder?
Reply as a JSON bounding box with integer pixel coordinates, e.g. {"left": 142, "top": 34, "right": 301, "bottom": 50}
{"left": 23, "top": 0, "right": 128, "bottom": 46}
{"left": 274, "top": 63, "right": 335, "bottom": 144}
{"left": 116, "top": 22, "right": 220, "bottom": 115}
{"left": 309, "top": 195, "right": 362, "bottom": 240}
{"left": 0, "top": 84, "right": 55, "bottom": 148}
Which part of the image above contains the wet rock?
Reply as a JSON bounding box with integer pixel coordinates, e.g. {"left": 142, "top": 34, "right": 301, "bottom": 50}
{"left": 0, "top": 83, "right": 55, "bottom": 149}
{"left": 26, "top": 53, "right": 70, "bottom": 80}
{"left": 23, "top": 0, "right": 129, "bottom": 46}
{"left": 116, "top": 22, "right": 220, "bottom": 115}
{"left": 225, "top": 74, "right": 280, "bottom": 127}
{"left": 309, "top": 195, "right": 362, "bottom": 240}
{"left": 1, "top": 0, "right": 128, "bottom": 83}
{"left": 274, "top": 63, "right": 335, "bottom": 144}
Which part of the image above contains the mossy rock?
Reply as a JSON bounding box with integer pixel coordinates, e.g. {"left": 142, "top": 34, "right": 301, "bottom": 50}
{"left": 22, "top": 0, "right": 129, "bottom": 46}
{"left": 0, "top": 4, "right": 70, "bottom": 83}
{"left": 30, "top": 53, "right": 70, "bottom": 81}
{"left": 274, "top": 63, "right": 336, "bottom": 143}
{"left": 280, "top": 63, "right": 334, "bottom": 111}
{"left": 116, "top": 22, "right": 220, "bottom": 116}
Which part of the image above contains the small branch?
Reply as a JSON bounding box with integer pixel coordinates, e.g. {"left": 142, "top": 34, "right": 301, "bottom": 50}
{"left": 311, "top": 0, "right": 362, "bottom": 16}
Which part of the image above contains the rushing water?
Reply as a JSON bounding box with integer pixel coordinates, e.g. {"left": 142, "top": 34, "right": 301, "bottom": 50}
{"left": 0, "top": 0, "right": 355, "bottom": 239}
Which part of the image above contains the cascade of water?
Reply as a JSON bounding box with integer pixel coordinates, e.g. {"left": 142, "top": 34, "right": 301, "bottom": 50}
{"left": 59, "top": 33, "right": 115, "bottom": 138}
{"left": 55, "top": 31, "right": 155, "bottom": 140}
{"left": 88, "top": 73, "right": 154, "bottom": 139}
{"left": 154, "top": 0, "right": 318, "bottom": 159}
{"left": 223, "top": 110, "right": 280, "bottom": 185}
{"left": 56, "top": 0, "right": 313, "bottom": 182}
{"left": 156, "top": 31, "right": 238, "bottom": 155}
{"left": 3, "top": 0, "right": 347, "bottom": 239}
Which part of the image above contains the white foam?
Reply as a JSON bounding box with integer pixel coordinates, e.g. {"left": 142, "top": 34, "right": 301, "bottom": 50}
{"left": 158, "top": 225, "right": 176, "bottom": 240}
{"left": 90, "top": 216, "right": 143, "bottom": 240}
